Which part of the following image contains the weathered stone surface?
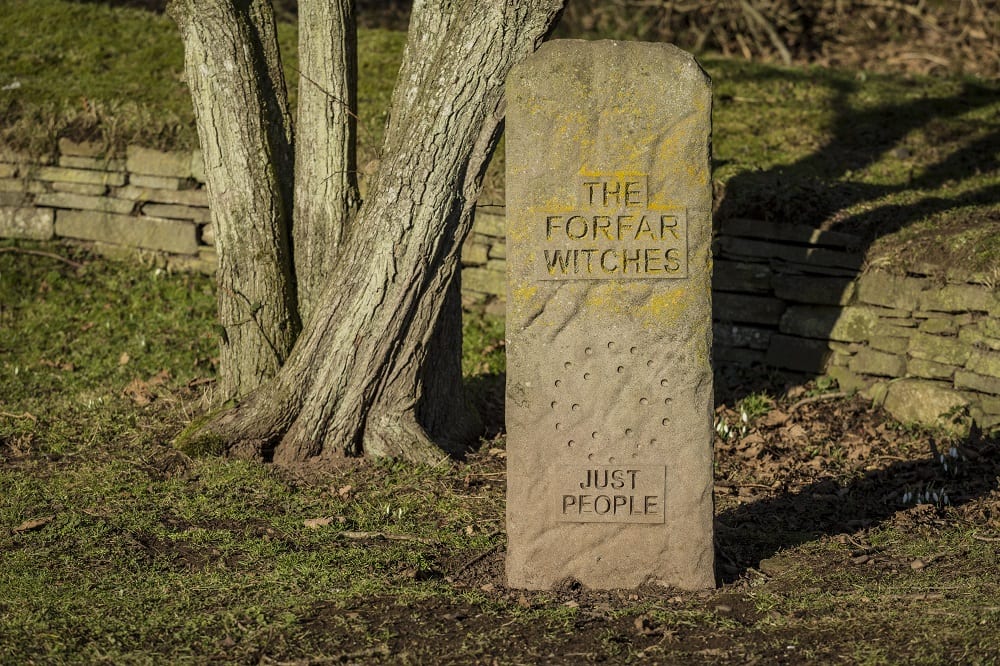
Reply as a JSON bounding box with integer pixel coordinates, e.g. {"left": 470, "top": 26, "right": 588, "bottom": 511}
{"left": 168, "top": 247, "right": 217, "bottom": 274}
{"left": 488, "top": 243, "right": 506, "bottom": 260}
{"left": 826, "top": 365, "right": 871, "bottom": 392}
{"left": 779, "top": 305, "right": 879, "bottom": 342}
{"left": 716, "top": 236, "right": 863, "bottom": 271}
{"left": 0, "top": 191, "right": 28, "bottom": 207}
{"left": 966, "top": 349, "right": 1000, "bottom": 378}
{"left": 772, "top": 275, "right": 855, "bottom": 305}
{"left": 907, "top": 332, "right": 971, "bottom": 366}
{"left": 849, "top": 348, "right": 905, "bottom": 377}
{"left": 869, "top": 306, "right": 916, "bottom": 319}
{"left": 52, "top": 182, "right": 108, "bottom": 196}
{"left": 981, "top": 318, "right": 1000, "bottom": 339}
{"left": 714, "top": 292, "right": 786, "bottom": 325}
{"left": 461, "top": 241, "right": 489, "bottom": 266}
{"left": 58, "top": 155, "right": 125, "bottom": 171}
{"left": 720, "top": 218, "right": 862, "bottom": 249}
{"left": 955, "top": 370, "right": 1000, "bottom": 396}
{"left": 142, "top": 203, "right": 211, "bottom": 223}
{"left": 882, "top": 379, "right": 969, "bottom": 433}
{"left": 855, "top": 272, "right": 925, "bottom": 310}
{"left": 907, "top": 357, "right": 957, "bottom": 380}
{"left": 919, "top": 284, "right": 998, "bottom": 313}
{"left": 55, "top": 209, "right": 198, "bottom": 255}
{"left": 0, "top": 178, "right": 47, "bottom": 194}
{"left": 0, "top": 207, "right": 53, "bottom": 240}
{"left": 190, "top": 149, "right": 205, "bottom": 183}
{"left": 828, "top": 340, "right": 861, "bottom": 355}
{"left": 58, "top": 138, "right": 104, "bottom": 157}
{"left": 978, "top": 395, "right": 1000, "bottom": 415}
{"left": 765, "top": 334, "right": 832, "bottom": 372}
{"left": 34, "top": 166, "right": 125, "bottom": 187}
{"left": 114, "top": 185, "right": 208, "bottom": 207}
{"left": 829, "top": 349, "right": 853, "bottom": 367}
{"left": 869, "top": 335, "right": 909, "bottom": 354}
{"left": 0, "top": 163, "right": 17, "bottom": 178}
{"left": 958, "top": 322, "right": 1000, "bottom": 351}
{"left": 463, "top": 267, "right": 505, "bottom": 296}
{"left": 714, "top": 346, "right": 766, "bottom": 365}
{"left": 918, "top": 317, "right": 958, "bottom": 335}
{"left": 129, "top": 174, "right": 184, "bottom": 190}
{"left": 506, "top": 41, "right": 714, "bottom": 591}
{"left": 472, "top": 210, "right": 505, "bottom": 238}
{"left": 874, "top": 321, "right": 918, "bottom": 340}
{"left": 127, "top": 145, "right": 192, "bottom": 179}
{"left": 713, "top": 323, "right": 771, "bottom": 350}
{"left": 200, "top": 223, "right": 215, "bottom": 247}
{"left": 35, "top": 192, "right": 135, "bottom": 215}
{"left": 713, "top": 260, "right": 771, "bottom": 294}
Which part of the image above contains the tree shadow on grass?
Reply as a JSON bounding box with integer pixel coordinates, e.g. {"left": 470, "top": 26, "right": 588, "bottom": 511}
{"left": 711, "top": 64, "right": 1000, "bottom": 412}
{"left": 714, "top": 429, "right": 1000, "bottom": 584}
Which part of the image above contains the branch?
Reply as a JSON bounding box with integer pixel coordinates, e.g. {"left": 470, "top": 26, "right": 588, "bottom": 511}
{"left": 0, "top": 247, "right": 84, "bottom": 270}
{"left": 789, "top": 391, "right": 850, "bottom": 413}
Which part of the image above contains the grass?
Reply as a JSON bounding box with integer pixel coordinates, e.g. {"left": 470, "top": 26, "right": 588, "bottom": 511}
{"left": 2, "top": 2, "right": 1000, "bottom": 661}
{"left": 2, "top": 241, "right": 999, "bottom": 663}
{"left": 3, "top": 1, "right": 999, "bottom": 275}
{"left": 0, "top": 0, "right": 407, "bottom": 158}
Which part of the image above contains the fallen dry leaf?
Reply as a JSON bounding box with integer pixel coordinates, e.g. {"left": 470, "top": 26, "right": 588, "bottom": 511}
{"left": 119, "top": 352, "right": 130, "bottom": 365}
{"left": 13, "top": 515, "right": 55, "bottom": 533}
{"left": 763, "top": 409, "right": 789, "bottom": 427}
{"left": 303, "top": 517, "right": 333, "bottom": 529}
{"left": 123, "top": 378, "right": 154, "bottom": 406}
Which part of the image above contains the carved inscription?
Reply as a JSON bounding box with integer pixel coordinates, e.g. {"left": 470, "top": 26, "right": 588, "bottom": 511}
{"left": 536, "top": 175, "right": 688, "bottom": 281}
{"left": 557, "top": 465, "right": 666, "bottom": 523}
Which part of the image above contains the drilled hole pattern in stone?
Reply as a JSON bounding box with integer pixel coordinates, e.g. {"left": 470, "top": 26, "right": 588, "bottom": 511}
{"left": 547, "top": 341, "right": 673, "bottom": 453}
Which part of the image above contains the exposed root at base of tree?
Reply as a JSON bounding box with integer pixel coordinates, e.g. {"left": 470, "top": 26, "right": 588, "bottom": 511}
{"left": 173, "top": 393, "right": 474, "bottom": 469}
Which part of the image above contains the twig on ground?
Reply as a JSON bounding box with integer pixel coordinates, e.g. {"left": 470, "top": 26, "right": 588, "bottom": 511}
{"left": 453, "top": 529, "right": 505, "bottom": 578}
{"left": 789, "top": 391, "right": 849, "bottom": 413}
{"left": 0, "top": 247, "right": 84, "bottom": 269}
{"left": 337, "top": 530, "right": 437, "bottom": 545}
{"left": 971, "top": 534, "right": 1000, "bottom": 543}
{"left": 0, "top": 411, "right": 37, "bottom": 423}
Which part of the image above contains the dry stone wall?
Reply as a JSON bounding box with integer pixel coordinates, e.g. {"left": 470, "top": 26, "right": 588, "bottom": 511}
{"left": 3, "top": 142, "right": 999, "bottom": 433}
{"left": 0, "top": 140, "right": 215, "bottom": 272}
{"left": 712, "top": 217, "right": 1000, "bottom": 434}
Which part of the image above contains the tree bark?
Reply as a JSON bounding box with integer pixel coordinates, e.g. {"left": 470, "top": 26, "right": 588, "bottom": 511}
{"left": 169, "top": 0, "right": 299, "bottom": 400}
{"left": 181, "top": 0, "right": 564, "bottom": 464}
{"left": 293, "top": 0, "right": 361, "bottom": 323}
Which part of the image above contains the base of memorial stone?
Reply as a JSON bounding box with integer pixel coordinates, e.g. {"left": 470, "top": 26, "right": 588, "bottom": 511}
{"left": 504, "top": 39, "right": 716, "bottom": 591}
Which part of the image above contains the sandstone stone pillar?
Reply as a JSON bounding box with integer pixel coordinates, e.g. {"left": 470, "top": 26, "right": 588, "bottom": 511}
{"left": 505, "top": 40, "right": 715, "bottom": 590}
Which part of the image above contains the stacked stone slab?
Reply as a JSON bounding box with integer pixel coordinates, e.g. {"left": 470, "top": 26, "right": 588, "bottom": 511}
{"left": 461, "top": 209, "right": 507, "bottom": 311}
{"left": 711, "top": 217, "right": 1000, "bottom": 432}
{"left": 0, "top": 140, "right": 214, "bottom": 271}
{"left": 505, "top": 40, "right": 715, "bottom": 591}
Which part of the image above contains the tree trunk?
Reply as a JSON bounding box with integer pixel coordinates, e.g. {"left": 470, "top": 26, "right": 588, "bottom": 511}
{"left": 293, "top": 0, "right": 361, "bottom": 323}
{"left": 169, "top": 0, "right": 299, "bottom": 400}
{"left": 180, "top": 0, "right": 564, "bottom": 464}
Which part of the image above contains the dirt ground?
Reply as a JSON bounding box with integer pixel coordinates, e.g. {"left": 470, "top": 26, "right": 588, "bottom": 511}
{"left": 282, "top": 381, "right": 1000, "bottom": 664}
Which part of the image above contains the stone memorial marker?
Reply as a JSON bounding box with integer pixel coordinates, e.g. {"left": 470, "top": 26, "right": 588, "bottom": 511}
{"left": 505, "top": 40, "right": 715, "bottom": 590}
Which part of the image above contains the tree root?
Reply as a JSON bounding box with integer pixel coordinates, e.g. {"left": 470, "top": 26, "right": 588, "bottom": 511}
{"left": 363, "top": 411, "right": 452, "bottom": 466}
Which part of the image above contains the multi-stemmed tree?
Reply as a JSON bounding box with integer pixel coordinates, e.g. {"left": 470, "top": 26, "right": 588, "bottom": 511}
{"left": 168, "top": 0, "right": 564, "bottom": 465}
